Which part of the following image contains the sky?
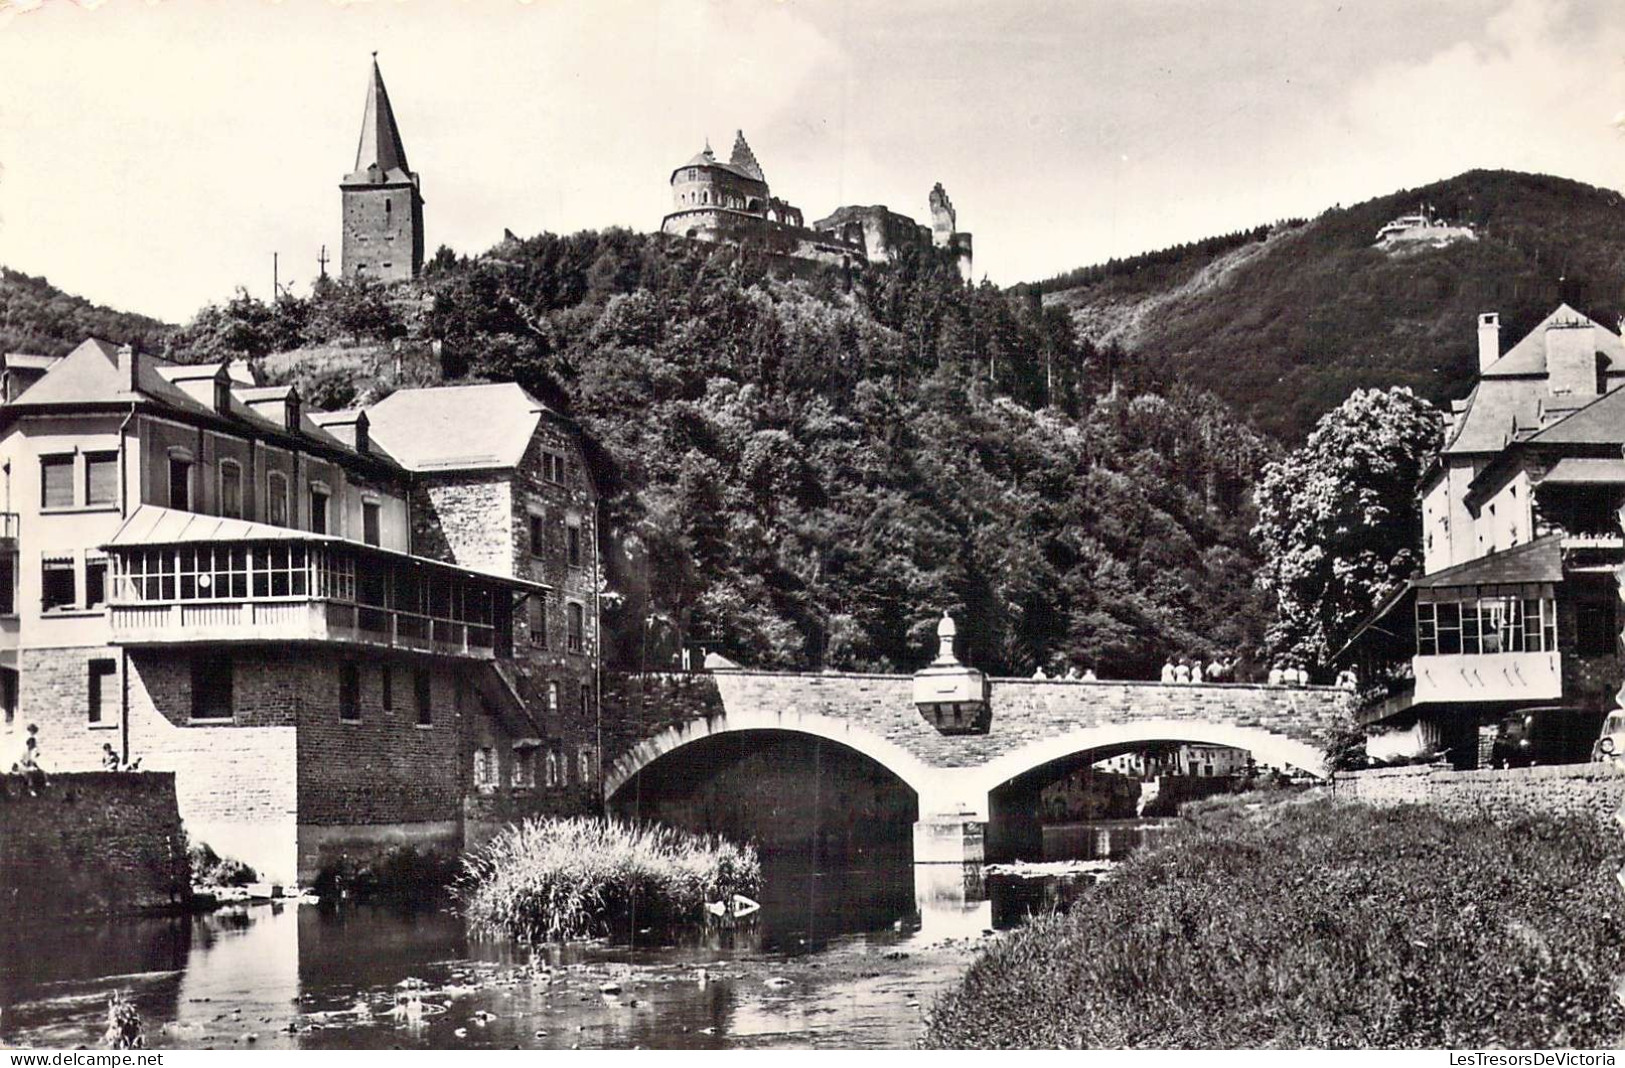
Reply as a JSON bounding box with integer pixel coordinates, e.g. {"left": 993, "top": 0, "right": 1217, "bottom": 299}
{"left": 2, "top": 0, "right": 1625, "bottom": 323}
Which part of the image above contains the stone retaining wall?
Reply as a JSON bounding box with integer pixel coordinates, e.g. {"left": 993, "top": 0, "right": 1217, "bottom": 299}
{"left": 1337, "top": 762, "right": 1625, "bottom": 823}
{"left": 0, "top": 771, "right": 190, "bottom": 918}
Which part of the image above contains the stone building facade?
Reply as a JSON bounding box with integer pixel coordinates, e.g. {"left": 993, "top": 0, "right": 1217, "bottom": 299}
{"left": 0, "top": 342, "right": 600, "bottom": 885}
{"left": 340, "top": 57, "right": 424, "bottom": 282}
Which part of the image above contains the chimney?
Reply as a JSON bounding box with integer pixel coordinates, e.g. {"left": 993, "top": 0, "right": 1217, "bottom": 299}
{"left": 1545, "top": 317, "right": 1601, "bottom": 397}
{"left": 354, "top": 411, "right": 369, "bottom": 454}
{"left": 117, "top": 343, "right": 138, "bottom": 391}
{"left": 1477, "top": 313, "right": 1500, "bottom": 373}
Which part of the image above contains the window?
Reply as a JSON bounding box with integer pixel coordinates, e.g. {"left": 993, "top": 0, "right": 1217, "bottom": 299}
{"left": 566, "top": 521, "right": 582, "bottom": 568}
{"left": 220, "top": 461, "right": 243, "bottom": 519}
{"left": 529, "top": 513, "right": 545, "bottom": 556}
{"left": 1578, "top": 602, "right": 1618, "bottom": 658}
{"left": 190, "top": 655, "right": 233, "bottom": 721}
{"left": 339, "top": 661, "right": 360, "bottom": 721}
{"left": 415, "top": 669, "right": 432, "bottom": 725}
{"left": 567, "top": 602, "right": 585, "bottom": 653}
{"left": 88, "top": 659, "right": 116, "bottom": 725}
{"left": 363, "top": 502, "right": 381, "bottom": 546}
{"left": 1416, "top": 595, "right": 1558, "bottom": 657}
{"left": 168, "top": 457, "right": 192, "bottom": 511}
{"left": 545, "top": 746, "right": 562, "bottom": 788}
{"left": 530, "top": 594, "right": 548, "bottom": 647}
{"left": 267, "top": 472, "right": 289, "bottom": 526}
{"left": 474, "top": 746, "right": 497, "bottom": 790}
{"left": 41, "top": 456, "right": 74, "bottom": 509}
{"left": 0, "top": 552, "right": 16, "bottom": 616}
{"left": 309, "top": 486, "right": 329, "bottom": 535}
{"left": 84, "top": 556, "right": 108, "bottom": 608}
{"left": 381, "top": 665, "right": 394, "bottom": 712}
{"left": 579, "top": 681, "right": 591, "bottom": 715}
{"left": 2, "top": 669, "right": 16, "bottom": 727}
{"left": 547, "top": 681, "right": 559, "bottom": 713}
{"left": 513, "top": 748, "right": 536, "bottom": 789}
{"left": 85, "top": 452, "right": 118, "bottom": 507}
{"left": 578, "top": 745, "right": 597, "bottom": 784}
{"left": 41, "top": 555, "right": 75, "bottom": 611}
{"left": 542, "top": 452, "right": 566, "bottom": 485}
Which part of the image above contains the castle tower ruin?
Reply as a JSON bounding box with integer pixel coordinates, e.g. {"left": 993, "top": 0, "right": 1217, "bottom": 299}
{"left": 340, "top": 56, "right": 424, "bottom": 282}
{"left": 930, "top": 182, "right": 974, "bottom": 282}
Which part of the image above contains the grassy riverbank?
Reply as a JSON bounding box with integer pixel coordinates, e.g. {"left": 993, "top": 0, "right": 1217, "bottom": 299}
{"left": 459, "top": 817, "right": 761, "bottom": 942}
{"left": 924, "top": 794, "right": 1625, "bottom": 1049}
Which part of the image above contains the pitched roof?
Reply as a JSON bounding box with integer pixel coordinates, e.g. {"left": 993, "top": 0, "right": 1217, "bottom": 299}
{"left": 1525, "top": 384, "right": 1625, "bottom": 446}
{"left": 8, "top": 338, "right": 195, "bottom": 410}
{"left": 105, "top": 504, "right": 548, "bottom": 589}
{"left": 344, "top": 57, "right": 414, "bottom": 186}
{"left": 672, "top": 135, "right": 768, "bottom": 185}
{"left": 3, "top": 338, "right": 396, "bottom": 470}
{"left": 2, "top": 353, "right": 60, "bottom": 372}
{"left": 364, "top": 382, "right": 554, "bottom": 471}
{"left": 1481, "top": 304, "right": 1625, "bottom": 378}
{"left": 1537, "top": 457, "right": 1625, "bottom": 484}
{"left": 1442, "top": 305, "right": 1625, "bottom": 456}
{"left": 1412, "top": 534, "right": 1564, "bottom": 589}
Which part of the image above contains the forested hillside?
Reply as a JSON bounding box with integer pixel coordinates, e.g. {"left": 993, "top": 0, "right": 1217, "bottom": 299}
{"left": 169, "top": 232, "right": 1278, "bottom": 679}
{"left": 0, "top": 267, "right": 172, "bottom": 356}
{"left": 1038, "top": 170, "right": 1625, "bottom": 439}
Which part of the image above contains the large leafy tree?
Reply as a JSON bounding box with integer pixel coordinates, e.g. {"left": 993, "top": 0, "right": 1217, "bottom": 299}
{"left": 1253, "top": 387, "right": 1442, "bottom": 671}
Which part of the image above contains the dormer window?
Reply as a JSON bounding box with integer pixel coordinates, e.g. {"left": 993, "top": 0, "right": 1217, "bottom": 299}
{"left": 285, "top": 394, "right": 301, "bottom": 432}
{"left": 214, "top": 375, "right": 232, "bottom": 415}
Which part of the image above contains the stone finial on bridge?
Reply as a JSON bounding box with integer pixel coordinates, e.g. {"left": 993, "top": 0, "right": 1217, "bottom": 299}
{"left": 913, "top": 611, "right": 991, "bottom": 735}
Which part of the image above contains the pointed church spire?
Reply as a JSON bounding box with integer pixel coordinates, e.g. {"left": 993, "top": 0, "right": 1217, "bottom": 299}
{"left": 350, "top": 54, "right": 412, "bottom": 182}
{"left": 729, "top": 130, "right": 764, "bottom": 183}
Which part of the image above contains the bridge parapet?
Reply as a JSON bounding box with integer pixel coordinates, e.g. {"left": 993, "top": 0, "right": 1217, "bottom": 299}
{"left": 599, "top": 670, "right": 1357, "bottom": 861}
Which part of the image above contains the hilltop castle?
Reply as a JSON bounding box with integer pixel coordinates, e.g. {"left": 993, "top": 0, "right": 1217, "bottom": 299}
{"left": 660, "top": 131, "right": 974, "bottom": 280}
{"left": 330, "top": 63, "right": 972, "bottom": 284}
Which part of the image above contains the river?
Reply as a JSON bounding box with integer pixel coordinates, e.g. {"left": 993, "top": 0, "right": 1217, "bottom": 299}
{"left": 0, "top": 821, "right": 1177, "bottom": 1050}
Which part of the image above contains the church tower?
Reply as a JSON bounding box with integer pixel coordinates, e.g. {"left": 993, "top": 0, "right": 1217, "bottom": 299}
{"left": 340, "top": 56, "right": 424, "bottom": 282}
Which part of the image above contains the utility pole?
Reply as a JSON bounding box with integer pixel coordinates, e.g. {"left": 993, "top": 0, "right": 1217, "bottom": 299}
{"left": 272, "top": 252, "right": 279, "bottom": 299}
{"left": 318, "top": 244, "right": 330, "bottom": 280}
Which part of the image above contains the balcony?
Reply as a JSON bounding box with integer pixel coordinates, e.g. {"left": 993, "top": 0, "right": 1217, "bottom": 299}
{"left": 1410, "top": 651, "right": 1563, "bottom": 706}
{"left": 103, "top": 505, "right": 541, "bottom": 660}
{"left": 109, "top": 598, "right": 498, "bottom": 659}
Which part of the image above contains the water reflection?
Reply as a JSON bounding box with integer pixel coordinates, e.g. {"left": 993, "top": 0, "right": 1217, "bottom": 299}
{"left": 0, "top": 829, "right": 1162, "bottom": 1050}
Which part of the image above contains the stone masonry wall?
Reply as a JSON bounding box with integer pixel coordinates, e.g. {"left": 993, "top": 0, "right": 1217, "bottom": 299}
{"left": 0, "top": 771, "right": 189, "bottom": 918}
{"left": 1337, "top": 762, "right": 1625, "bottom": 823}
{"left": 601, "top": 671, "right": 1352, "bottom": 778}
{"left": 604, "top": 676, "right": 1352, "bottom": 790}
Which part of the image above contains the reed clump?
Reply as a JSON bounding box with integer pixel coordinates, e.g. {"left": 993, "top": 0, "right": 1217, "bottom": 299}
{"left": 458, "top": 817, "right": 761, "bottom": 942}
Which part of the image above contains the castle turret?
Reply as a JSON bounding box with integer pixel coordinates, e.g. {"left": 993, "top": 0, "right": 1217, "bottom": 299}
{"left": 340, "top": 55, "right": 424, "bottom": 282}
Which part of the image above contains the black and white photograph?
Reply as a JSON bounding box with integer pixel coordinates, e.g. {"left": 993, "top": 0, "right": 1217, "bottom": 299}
{"left": 4, "top": 0, "right": 1625, "bottom": 1052}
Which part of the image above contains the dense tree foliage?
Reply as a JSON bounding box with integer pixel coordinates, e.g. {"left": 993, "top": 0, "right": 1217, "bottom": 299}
{"left": 1253, "top": 387, "right": 1442, "bottom": 671}
{"left": 179, "top": 230, "right": 1279, "bottom": 678}
{"left": 0, "top": 267, "right": 171, "bottom": 356}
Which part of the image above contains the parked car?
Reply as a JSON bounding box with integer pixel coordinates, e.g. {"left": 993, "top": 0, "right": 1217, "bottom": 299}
{"left": 1593, "top": 710, "right": 1625, "bottom": 762}
{"left": 1491, "top": 707, "right": 1608, "bottom": 768}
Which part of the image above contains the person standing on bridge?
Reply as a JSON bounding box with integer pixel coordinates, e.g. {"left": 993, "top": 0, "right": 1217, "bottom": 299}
{"left": 1160, "top": 659, "right": 1177, "bottom": 683}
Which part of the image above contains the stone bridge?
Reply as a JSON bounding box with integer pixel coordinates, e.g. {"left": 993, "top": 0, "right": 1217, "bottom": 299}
{"left": 599, "top": 669, "right": 1355, "bottom": 863}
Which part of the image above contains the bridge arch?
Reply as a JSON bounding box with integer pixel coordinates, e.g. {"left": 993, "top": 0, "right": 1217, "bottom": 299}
{"left": 967, "top": 717, "right": 1331, "bottom": 801}
{"left": 603, "top": 708, "right": 940, "bottom": 805}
